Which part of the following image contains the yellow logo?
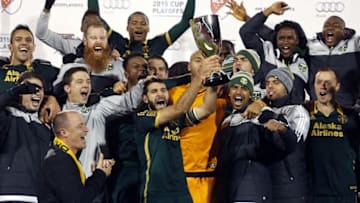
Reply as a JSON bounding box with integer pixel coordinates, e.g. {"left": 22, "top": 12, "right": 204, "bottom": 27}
{"left": 4, "top": 69, "right": 20, "bottom": 82}
{"left": 311, "top": 121, "right": 344, "bottom": 137}
{"left": 162, "top": 126, "right": 181, "bottom": 141}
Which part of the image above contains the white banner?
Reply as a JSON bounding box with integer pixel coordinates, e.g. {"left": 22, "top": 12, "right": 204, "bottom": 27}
{"left": 0, "top": 0, "right": 358, "bottom": 67}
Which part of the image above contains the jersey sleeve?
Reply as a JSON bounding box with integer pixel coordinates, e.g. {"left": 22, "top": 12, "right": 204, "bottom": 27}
{"left": 134, "top": 110, "right": 159, "bottom": 133}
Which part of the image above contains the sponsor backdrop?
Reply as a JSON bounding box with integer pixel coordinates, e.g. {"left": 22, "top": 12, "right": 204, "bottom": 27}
{"left": 0, "top": 0, "right": 358, "bottom": 68}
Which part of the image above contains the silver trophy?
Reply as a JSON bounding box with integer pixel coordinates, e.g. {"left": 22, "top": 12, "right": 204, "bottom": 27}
{"left": 190, "top": 15, "right": 230, "bottom": 86}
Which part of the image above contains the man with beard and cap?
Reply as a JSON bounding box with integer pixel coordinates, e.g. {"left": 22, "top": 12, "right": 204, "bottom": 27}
{"left": 134, "top": 52, "right": 219, "bottom": 202}
{"left": 244, "top": 68, "right": 310, "bottom": 203}
{"left": 88, "top": 0, "right": 195, "bottom": 59}
{"left": 213, "top": 71, "right": 297, "bottom": 203}
{"left": 0, "top": 24, "right": 60, "bottom": 125}
{"left": 305, "top": 68, "right": 360, "bottom": 203}
{"left": 54, "top": 21, "right": 127, "bottom": 98}
{"left": 307, "top": 16, "right": 360, "bottom": 108}
{"left": 0, "top": 72, "right": 53, "bottom": 202}
{"left": 238, "top": 1, "right": 309, "bottom": 104}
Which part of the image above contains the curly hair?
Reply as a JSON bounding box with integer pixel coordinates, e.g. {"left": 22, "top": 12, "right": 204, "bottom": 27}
{"left": 272, "top": 20, "right": 308, "bottom": 57}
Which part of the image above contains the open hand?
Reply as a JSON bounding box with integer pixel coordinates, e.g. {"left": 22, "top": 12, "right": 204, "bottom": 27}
{"left": 226, "top": 0, "right": 248, "bottom": 21}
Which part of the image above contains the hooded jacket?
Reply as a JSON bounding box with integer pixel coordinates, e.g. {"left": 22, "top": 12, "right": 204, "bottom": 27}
{"left": 307, "top": 28, "right": 360, "bottom": 107}
{"left": 240, "top": 12, "right": 309, "bottom": 104}
{"left": 214, "top": 105, "right": 298, "bottom": 203}
{"left": 0, "top": 92, "right": 52, "bottom": 202}
{"left": 262, "top": 96, "right": 310, "bottom": 202}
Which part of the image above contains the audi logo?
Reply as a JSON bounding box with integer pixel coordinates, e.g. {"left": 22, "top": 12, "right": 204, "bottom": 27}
{"left": 103, "top": 0, "right": 131, "bottom": 10}
{"left": 315, "top": 2, "right": 345, "bottom": 13}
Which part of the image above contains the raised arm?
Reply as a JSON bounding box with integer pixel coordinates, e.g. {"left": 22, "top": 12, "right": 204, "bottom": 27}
{"left": 192, "top": 86, "right": 218, "bottom": 121}
{"left": 0, "top": 82, "right": 39, "bottom": 110}
{"left": 239, "top": 1, "right": 289, "bottom": 56}
{"left": 167, "top": 0, "right": 195, "bottom": 44}
{"left": 156, "top": 55, "right": 219, "bottom": 126}
{"left": 227, "top": 0, "right": 273, "bottom": 41}
{"left": 36, "top": 0, "right": 82, "bottom": 55}
{"left": 87, "top": 0, "right": 99, "bottom": 11}
{"left": 96, "top": 80, "right": 145, "bottom": 117}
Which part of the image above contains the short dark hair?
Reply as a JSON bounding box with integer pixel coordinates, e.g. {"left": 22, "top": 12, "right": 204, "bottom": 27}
{"left": 123, "top": 53, "right": 146, "bottom": 71}
{"left": 62, "top": 67, "right": 89, "bottom": 85}
{"left": 143, "top": 77, "right": 165, "bottom": 95}
{"left": 325, "top": 16, "right": 345, "bottom": 27}
{"left": 148, "top": 55, "right": 169, "bottom": 70}
{"left": 221, "top": 40, "right": 235, "bottom": 55}
{"left": 127, "top": 11, "right": 149, "bottom": 25}
{"left": 168, "top": 61, "right": 189, "bottom": 77}
{"left": 81, "top": 9, "right": 99, "bottom": 24}
{"left": 18, "top": 71, "right": 45, "bottom": 88}
{"left": 10, "top": 24, "right": 33, "bottom": 43}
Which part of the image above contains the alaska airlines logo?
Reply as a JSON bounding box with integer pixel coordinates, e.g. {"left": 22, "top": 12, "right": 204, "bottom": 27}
{"left": 162, "top": 126, "right": 180, "bottom": 141}
{"left": 1, "top": 0, "right": 22, "bottom": 15}
{"left": 211, "top": 0, "right": 227, "bottom": 14}
{"left": 4, "top": 69, "right": 20, "bottom": 82}
{"left": 311, "top": 121, "right": 344, "bottom": 138}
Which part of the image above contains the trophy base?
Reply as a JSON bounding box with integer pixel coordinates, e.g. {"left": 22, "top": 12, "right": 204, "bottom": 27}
{"left": 204, "top": 70, "right": 230, "bottom": 86}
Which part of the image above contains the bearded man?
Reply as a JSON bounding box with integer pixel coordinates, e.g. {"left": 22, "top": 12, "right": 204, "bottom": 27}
{"left": 54, "top": 21, "right": 128, "bottom": 100}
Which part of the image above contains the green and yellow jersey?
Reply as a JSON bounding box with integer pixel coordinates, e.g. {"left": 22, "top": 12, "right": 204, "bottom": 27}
{"left": 0, "top": 59, "right": 59, "bottom": 94}
{"left": 307, "top": 101, "right": 360, "bottom": 197}
{"left": 134, "top": 109, "right": 193, "bottom": 203}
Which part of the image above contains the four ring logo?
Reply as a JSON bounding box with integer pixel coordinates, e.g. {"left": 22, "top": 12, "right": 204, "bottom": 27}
{"left": 103, "top": 0, "right": 131, "bottom": 10}
{"left": 315, "top": 1, "right": 345, "bottom": 13}
{"left": 1, "top": 0, "right": 22, "bottom": 15}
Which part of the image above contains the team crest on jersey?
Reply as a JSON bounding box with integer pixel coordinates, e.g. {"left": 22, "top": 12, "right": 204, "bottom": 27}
{"left": 252, "top": 91, "right": 262, "bottom": 100}
{"left": 80, "top": 106, "right": 89, "bottom": 114}
{"left": 298, "top": 63, "right": 308, "bottom": 73}
{"left": 106, "top": 63, "right": 113, "bottom": 71}
{"left": 338, "top": 44, "right": 348, "bottom": 52}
